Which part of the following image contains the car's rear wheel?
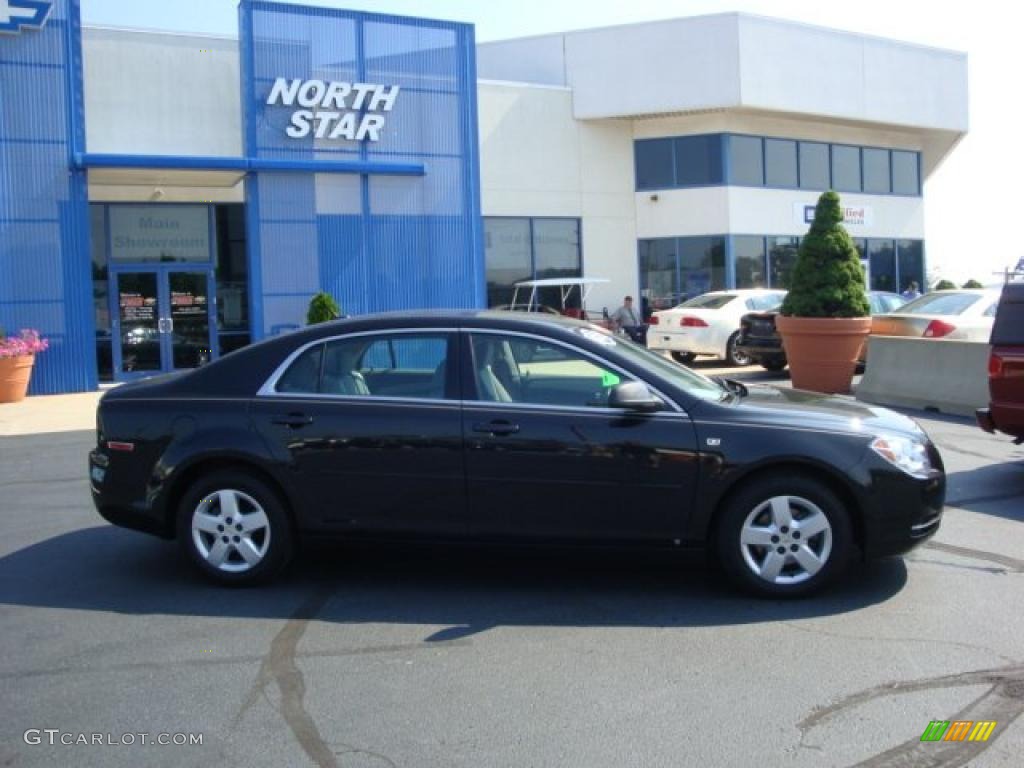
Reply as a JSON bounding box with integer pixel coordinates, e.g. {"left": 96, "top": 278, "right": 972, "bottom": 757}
{"left": 177, "top": 470, "right": 294, "bottom": 586}
{"left": 761, "top": 358, "right": 787, "bottom": 372}
{"left": 725, "top": 332, "right": 752, "bottom": 366}
{"left": 671, "top": 351, "right": 697, "bottom": 365}
{"left": 716, "top": 475, "right": 853, "bottom": 597}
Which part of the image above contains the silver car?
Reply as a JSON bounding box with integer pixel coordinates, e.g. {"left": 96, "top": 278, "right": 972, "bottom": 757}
{"left": 871, "top": 289, "right": 1000, "bottom": 341}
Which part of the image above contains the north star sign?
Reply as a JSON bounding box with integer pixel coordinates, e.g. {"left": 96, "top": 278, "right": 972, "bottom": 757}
{"left": 266, "top": 77, "right": 400, "bottom": 142}
{"left": 0, "top": 0, "right": 53, "bottom": 34}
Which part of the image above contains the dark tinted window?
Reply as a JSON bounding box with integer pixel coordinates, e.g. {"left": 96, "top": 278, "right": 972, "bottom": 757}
{"left": 675, "top": 135, "right": 723, "bottom": 186}
{"left": 768, "top": 237, "right": 800, "bottom": 289}
{"left": 863, "top": 148, "right": 891, "bottom": 194}
{"left": 277, "top": 344, "right": 323, "bottom": 393}
{"left": 765, "top": 139, "right": 798, "bottom": 187}
{"left": 324, "top": 334, "right": 450, "bottom": 399}
{"left": 990, "top": 288, "right": 1022, "bottom": 342}
{"left": 729, "top": 135, "right": 763, "bottom": 186}
{"left": 868, "top": 239, "right": 897, "bottom": 293}
{"left": 678, "top": 236, "right": 726, "bottom": 298}
{"left": 639, "top": 238, "right": 678, "bottom": 312}
{"left": 635, "top": 139, "right": 674, "bottom": 189}
{"left": 798, "top": 142, "right": 829, "bottom": 190}
{"left": 734, "top": 235, "right": 767, "bottom": 288}
{"left": 832, "top": 145, "right": 861, "bottom": 192}
{"left": 484, "top": 218, "right": 531, "bottom": 307}
{"left": 892, "top": 151, "right": 919, "bottom": 195}
{"left": 897, "top": 240, "right": 924, "bottom": 296}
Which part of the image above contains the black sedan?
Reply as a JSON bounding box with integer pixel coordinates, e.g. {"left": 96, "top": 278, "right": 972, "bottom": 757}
{"left": 89, "top": 311, "right": 944, "bottom": 597}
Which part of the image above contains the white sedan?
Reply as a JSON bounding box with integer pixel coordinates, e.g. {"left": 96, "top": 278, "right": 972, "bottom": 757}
{"left": 871, "top": 289, "right": 1000, "bottom": 341}
{"left": 648, "top": 290, "right": 786, "bottom": 366}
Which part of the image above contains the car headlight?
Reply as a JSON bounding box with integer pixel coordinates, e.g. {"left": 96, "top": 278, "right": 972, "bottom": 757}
{"left": 870, "top": 435, "right": 933, "bottom": 479}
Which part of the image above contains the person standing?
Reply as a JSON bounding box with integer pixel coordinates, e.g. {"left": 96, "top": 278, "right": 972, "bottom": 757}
{"left": 611, "top": 295, "right": 647, "bottom": 345}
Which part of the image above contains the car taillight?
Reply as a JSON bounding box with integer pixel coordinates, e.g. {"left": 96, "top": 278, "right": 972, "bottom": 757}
{"left": 989, "top": 352, "right": 1005, "bottom": 378}
{"left": 680, "top": 316, "right": 708, "bottom": 327}
{"left": 923, "top": 319, "right": 956, "bottom": 338}
{"left": 649, "top": 315, "right": 660, "bottom": 325}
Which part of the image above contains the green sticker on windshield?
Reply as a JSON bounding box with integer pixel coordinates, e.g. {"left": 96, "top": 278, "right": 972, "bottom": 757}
{"left": 601, "top": 372, "right": 621, "bottom": 388}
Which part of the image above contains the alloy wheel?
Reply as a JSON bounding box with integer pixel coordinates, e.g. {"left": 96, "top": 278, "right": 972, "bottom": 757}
{"left": 191, "top": 489, "right": 271, "bottom": 573}
{"left": 739, "top": 495, "right": 833, "bottom": 585}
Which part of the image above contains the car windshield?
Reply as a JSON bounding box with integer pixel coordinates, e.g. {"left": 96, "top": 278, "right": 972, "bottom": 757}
{"left": 677, "top": 294, "right": 736, "bottom": 310}
{"left": 745, "top": 294, "right": 785, "bottom": 311}
{"left": 896, "top": 292, "right": 984, "bottom": 316}
{"left": 570, "top": 326, "right": 726, "bottom": 402}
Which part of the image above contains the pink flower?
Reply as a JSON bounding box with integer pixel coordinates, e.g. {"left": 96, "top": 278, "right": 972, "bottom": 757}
{"left": 0, "top": 329, "right": 49, "bottom": 359}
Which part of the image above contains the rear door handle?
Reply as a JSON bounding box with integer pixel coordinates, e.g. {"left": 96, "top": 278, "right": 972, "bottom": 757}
{"left": 272, "top": 413, "right": 313, "bottom": 428}
{"left": 472, "top": 420, "right": 520, "bottom": 436}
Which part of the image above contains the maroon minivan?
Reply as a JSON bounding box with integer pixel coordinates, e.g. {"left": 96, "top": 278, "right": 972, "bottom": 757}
{"left": 977, "top": 281, "right": 1024, "bottom": 442}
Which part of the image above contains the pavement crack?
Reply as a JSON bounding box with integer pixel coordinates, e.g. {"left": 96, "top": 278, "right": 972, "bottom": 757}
{"left": 797, "top": 664, "right": 1024, "bottom": 768}
{"left": 923, "top": 542, "right": 1024, "bottom": 573}
{"left": 235, "top": 585, "right": 338, "bottom": 768}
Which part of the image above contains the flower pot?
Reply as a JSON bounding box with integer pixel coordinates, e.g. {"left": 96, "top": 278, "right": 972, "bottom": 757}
{"left": 776, "top": 316, "right": 871, "bottom": 394}
{"left": 0, "top": 354, "right": 35, "bottom": 403}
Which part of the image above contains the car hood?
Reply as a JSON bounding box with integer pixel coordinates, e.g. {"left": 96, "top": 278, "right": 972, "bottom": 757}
{"left": 711, "top": 383, "right": 925, "bottom": 439}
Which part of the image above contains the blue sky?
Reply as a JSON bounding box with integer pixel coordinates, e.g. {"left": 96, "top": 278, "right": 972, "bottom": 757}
{"left": 79, "top": 0, "right": 1024, "bottom": 283}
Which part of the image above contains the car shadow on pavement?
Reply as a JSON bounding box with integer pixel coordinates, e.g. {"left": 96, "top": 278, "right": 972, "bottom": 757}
{"left": 943, "top": 462, "right": 1024, "bottom": 520}
{"left": 0, "top": 525, "right": 908, "bottom": 640}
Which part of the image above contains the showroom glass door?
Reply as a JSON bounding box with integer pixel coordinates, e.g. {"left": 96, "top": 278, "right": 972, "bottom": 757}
{"left": 112, "top": 268, "right": 216, "bottom": 380}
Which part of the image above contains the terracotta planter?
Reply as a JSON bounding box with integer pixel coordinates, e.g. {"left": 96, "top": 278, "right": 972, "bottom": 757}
{"left": 776, "top": 316, "right": 871, "bottom": 394}
{"left": 0, "top": 354, "right": 35, "bottom": 403}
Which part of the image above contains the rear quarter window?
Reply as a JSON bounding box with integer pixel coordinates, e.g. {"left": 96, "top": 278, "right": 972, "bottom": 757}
{"left": 991, "top": 285, "right": 1024, "bottom": 345}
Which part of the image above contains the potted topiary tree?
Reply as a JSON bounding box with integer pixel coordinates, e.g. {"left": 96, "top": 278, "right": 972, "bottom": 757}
{"left": 306, "top": 292, "right": 342, "bottom": 325}
{"left": 0, "top": 329, "right": 49, "bottom": 403}
{"left": 776, "top": 191, "right": 871, "bottom": 394}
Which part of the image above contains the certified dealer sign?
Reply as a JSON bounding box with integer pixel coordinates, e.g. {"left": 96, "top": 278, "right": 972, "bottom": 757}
{"left": 0, "top": 0, "right": 52, "bottom": 34}
{"left": 266, "top": 77, "right": 400, "bottom": 142}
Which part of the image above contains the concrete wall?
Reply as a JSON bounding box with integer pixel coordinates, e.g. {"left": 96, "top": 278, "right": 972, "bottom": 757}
{"left": 477, "top": 81, "right": 638, "bottom": 310}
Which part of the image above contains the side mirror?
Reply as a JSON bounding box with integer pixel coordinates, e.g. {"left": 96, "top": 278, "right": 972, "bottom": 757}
{"left": 608, "top": 381, "right": 663, "bottom": 413}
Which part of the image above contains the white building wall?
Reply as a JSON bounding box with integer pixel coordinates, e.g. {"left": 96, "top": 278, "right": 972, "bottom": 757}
{"left": 477, "top": 81, "right": 638, "bottom": 311}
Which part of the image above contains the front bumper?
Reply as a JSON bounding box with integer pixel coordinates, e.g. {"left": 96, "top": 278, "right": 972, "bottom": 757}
{"left": 858, "top": 447, "right": 945, "bottom": 558}
{"left": 736, "top": 335, "right": 784, "bottom": 363}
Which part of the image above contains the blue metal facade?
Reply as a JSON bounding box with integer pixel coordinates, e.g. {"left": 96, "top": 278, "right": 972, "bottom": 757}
{"left": 0, "top": 0, "right": 94, "bottom": 394}
{"left": 240, "top": 1, "right": 485, "bottom": 339}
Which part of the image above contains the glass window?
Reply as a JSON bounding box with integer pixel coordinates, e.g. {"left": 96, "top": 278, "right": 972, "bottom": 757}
{"left": 867, "top": 239, "right": 897, "bottom": 293}
{"left": 533, "top": 219, "right": 582, "bottom": 309}
{"left": 485, "top": 218, "right": 532, "bottom": 307}
{"left": 798, "top": 142, "right": 829, "bottom": 190}
{"left": 108, "top": 205, "right": 212, "bottom": 263}
{"left": 863, "top": 148, "right": 891, "bottom": 194}
{"left": 733, "top": 236, "right": 767, "bottom": 289}
{"left": 898, "top": 293, "right": 986, "bottom": 316}
{"left": 674, "top": 135, "right": 723, "bottom": 186}
{"left": 277, "top": 344, "right": 324, "bottom": 394}
{"left": 746, "top": 293, "right": 786, "bottom": 311}
{"left": 729, "top": 135, "right": 763, "bottom": 186}
{"left": 765, "top": 139, "right": 798, "bottom": 188}
{"left": 892, "top": 151, "right": 919, "bottom": 195}
{"left": 90, "top": 205, "right": 112, "bottom": 382}
{"left": 678, "top": 236, "right": 726, "bottom": 299}
{"left": 679, "top": 294, "right": 737, "bottom": 310}
{"left": 214, "top": 204, "right": 249, "bottom": 354}
{"left": 635, "top": 139, "right": 674, "bottom": 189}
{"left": 639, "top": 238, "right": 678, "bottom": 313}
{"left": 831, "top": 145, "right": 861, "bottom": 192}
{"left": 897, "top": 240, "right": 924, "bottom": 296}
{"left": 768, "top": 237, "right": 800, "bottom": 289}
{"left": 322, "top": 334, "right": 450, "bottom": 399}
{"left": 470, "top": 334, "right": 630, "bottom": 408}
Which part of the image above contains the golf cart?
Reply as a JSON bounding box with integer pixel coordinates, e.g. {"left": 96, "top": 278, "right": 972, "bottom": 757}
{"left": 508, "top": 277, "right": 611, "bottom": 323}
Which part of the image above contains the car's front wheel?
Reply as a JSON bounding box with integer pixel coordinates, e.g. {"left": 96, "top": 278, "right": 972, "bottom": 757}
{"left": 671, "top": 351, "right": 697, "bottom": 365}
{"left": 716, "top": 475, "right": 853, "bottom": 597}
{"left": 177, "top": 470, "right": 294, "bottom": 586}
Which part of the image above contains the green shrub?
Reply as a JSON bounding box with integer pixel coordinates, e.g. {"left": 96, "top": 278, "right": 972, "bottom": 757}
{"left": 961, "top": 279, "right": 984, "bottom": 289}
{"left": 934, "top": 279, "right": 957, "bottom": 290}
{"left": 306, "top": 292, "right": 341, "bottom": 325}
{"left": 780, "top": 191, "right": 870, "bottom": 318}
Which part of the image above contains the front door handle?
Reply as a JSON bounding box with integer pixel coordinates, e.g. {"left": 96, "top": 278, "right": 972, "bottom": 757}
{"left": 472, "top": 420, "right": 519, "bottom": 436}
{"left": 272, "top": 413, "right": 313, "bottom": 428}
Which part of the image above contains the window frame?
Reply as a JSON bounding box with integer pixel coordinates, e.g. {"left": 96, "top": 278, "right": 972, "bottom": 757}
{"left": 258, "top": 328, "right": 459, "bottom": 403}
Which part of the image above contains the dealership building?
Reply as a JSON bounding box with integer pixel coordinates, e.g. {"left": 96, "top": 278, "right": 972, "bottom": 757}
{"left": 0, "top": 1, "right": 968, "bottom": 393}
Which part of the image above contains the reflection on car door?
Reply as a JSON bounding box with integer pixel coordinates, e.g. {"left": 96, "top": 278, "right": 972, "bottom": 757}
{"left": 250, "top": 331, "right": 466, "bottom": 535}
{"left": 461, "top": 331, "right": 700, "bottom": 542}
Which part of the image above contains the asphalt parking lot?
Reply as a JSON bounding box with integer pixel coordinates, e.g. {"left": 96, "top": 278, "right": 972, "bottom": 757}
{"left": 1, "top": 371, "right": 1023, "bottom": 768}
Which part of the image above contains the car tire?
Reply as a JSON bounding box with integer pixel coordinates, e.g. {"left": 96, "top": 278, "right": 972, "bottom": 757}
{"left": 725, "top": 332, "right": 752, "bottom": 367}
{"left": 671, "top": 351, "right": 697, "bottom": 365}
{"left": 761, "top": 358, "right": 788, "bottom": 372}
{"left": 177, "top": 469, "right": 294, "bottom": 586}
{"left": 716, "top": 474, "right": 854, "bottom": 598}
